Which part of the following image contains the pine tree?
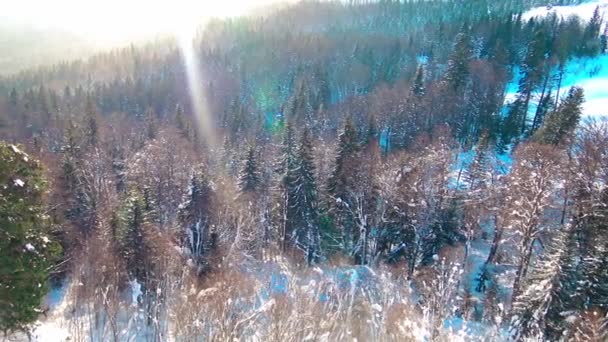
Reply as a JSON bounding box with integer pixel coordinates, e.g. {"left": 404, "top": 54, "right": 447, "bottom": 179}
{"left": 463, "top": 131, "right": 490, "bottom": 191}
{"left": 145, "top": 107, "right": 158, "bottom": 140}
{"left": 534, "top": 86, "right": 584, "bottom": 145}
{"left": 327, "top": 118, "right": 359, "bottom": 199}
{"left": 111, "top": 145, "right": 126, "bottom": 193}
{"left": 277, "top": 122, "right": 298, "bottom": 251}
{"left": 0, "top": 143, "right": 61, "bottom": 334}
{"left": 601, "top": 26, "right": 608, "bottom": 54}
{"left": 178, "top": 168, "right": 214, "bottom": 273}
{"left": 510, "top": 225, "right": 579, "bottom": 341}
{"left": 577, "top": 188, "right": 608, "bottom": 313}
{"left": 327, "top": 118, "right": 360, "bottom": 256}
{"left": 290, "top": 128, "right": 321, "bottom": 264}
{"left": 444, "top": 32, "right": 472, "bottom": 93}
{"left": 499, "top": 99, "right": 524, "bottom": 151}
{"left": 516, "top": 28, "right": 548, "bottom": 134}
{"left": 120, "top": 189, "right": 153, "bottom": 287}
{"left": 285, "top": 78, "right": 313, "bottom": 127}
{"left": 530, "top": 90, "right": 554, "bottom": 135}
{"left": 142, "top": 185, "right": 159, "bottom": 224}
{"left": 239, "top": 145, "right": 260, "bottom": 193}
{"left": 174, "top": 103, "right": 188, "bottom": 138}
{"left": 580, "top": 6, "right": 603, "bottom": 56}
{"left": 411, "top": 64, "right": 425, "bottom": 97}
{"left": 85, "top": 95, "right": 99, "bottom": 147}
{"left": 60, "top": 120, "right": 86, "bottom": 222}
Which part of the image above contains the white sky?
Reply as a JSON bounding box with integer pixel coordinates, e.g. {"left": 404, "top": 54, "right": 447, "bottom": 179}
{"left": 1, "top": 0, "right": 289, "bottom": 44}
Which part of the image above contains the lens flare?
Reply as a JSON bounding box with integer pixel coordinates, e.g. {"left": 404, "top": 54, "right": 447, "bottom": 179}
{"left": 178, "top": 25, "right": 217, "bottom": 149}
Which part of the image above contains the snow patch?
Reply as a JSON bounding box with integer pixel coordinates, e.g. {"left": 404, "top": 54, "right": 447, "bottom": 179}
{"left": 522, "top": 0, "right": 608, "bottom": 26}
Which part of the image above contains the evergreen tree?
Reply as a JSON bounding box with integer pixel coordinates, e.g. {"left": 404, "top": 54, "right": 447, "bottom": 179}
{"left": 580, "top": 6, "right": 603, "bottom": 56}
{"left": 517, "top": 28, "right": 548, "bottom": 134}
{"left": 239, "top": 145, "right": 260, "bottom": 193}
{"left": 327, "top": 118, "right": 360, "bottom": 258}
{"left": 120, "top": 189, "right": 153, "bottom": 287}
{"left": 111, "top": 144, "right": 126, "bottom": 193}
{"left": 444, "top": 32, "right": 472, "bottom": 93}
{"left": 0, "top": 143, "right": 61, "bottom": 334}
{"left": 290, "top": 128, "right": 321, "bottom": 264}
{"left": 601, "top": 26, "right": 608, "bottom": 53}
{"left": 530, "top": 90, "right": 554, "bottom": 135}
{"left": 60, "top": 120, "right": 87, "bottom": 223}
{"left": 145, "top": 107, "right": 158, "bottom": 140}
{"left": 534, "top": 86, "right": 584, "bottom": 145}
{"left": 499, "top": 98, "right": 525, "bottom": 150}
{"left": 328, "top": 118, "right": 359, "bottom": 199}
{"left": 174, "top": 103, "right": 188, "bottom": 138}
{"left": 277, "top": 122, "right": 298, "bottom": 251}
{"left": 576, "top": 188, "right": 608, "bottom": 313}
{"left": 411, "top": 64, "right": 425, "bottom": 97}
{"left": 179, "top": 168, "right": 214, "bottom": 273}
{"left": 510, "top": 225, "right": 579, "bottom": 340}
{"left": 463, "top": 131, "right": 490, "bottom": 191}
{"left": 84, "top": 95, "right": 99, "bottom": 147}
{"left": 142, "top": 185, "right": 159, "bottom": 224}
{"left": 284, "top": 78, "right": 313, "bottom": 127}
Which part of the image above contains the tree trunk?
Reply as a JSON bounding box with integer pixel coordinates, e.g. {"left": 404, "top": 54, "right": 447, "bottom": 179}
{"left": 476, "top": 215, "right": 502, "bottom": 292}
{"left": 512, "top": 237, "right": 534, "bottom": 303}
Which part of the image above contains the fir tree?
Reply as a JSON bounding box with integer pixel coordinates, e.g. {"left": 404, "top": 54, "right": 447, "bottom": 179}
{"left": 601, "top": 26, "right": 608, "bottom": 53}
{"left": 239, "top": 145, "right": 260, "bottom": 193}
{"left": 580, "top": 6, "right": 603, "bottom": 56}
{"left": 530, "top": 90, "right": 554, "bottom": 135}
{"left": 534, "top": 86, "right": 584, "bottom": 145}
{"left": 517, "top": 28, "right": 548, "bottom": 134}
{"left": 178, "top": 168, "right": 214, "bottom": 273}
{"left": 85, "top": 95, "right": 99, "bottom": 147}
{"left": 0, "top": 143, "right": 61, "bottom": 334}
{"left": 277, "top": 122, "right": 298, "bottom": 251}
{"left": 111, "top": 144, "right": 126, "bottom": 193}
{"left": 145, "top": 107, "right": 158, "bottom": 140}
{"left": 290, "top": 128, "right": 321, "bottom": 264}
{"left": 411, "top": 64, "right": 425, "bottom": 97}
{"left": 327, "top": 118, "right": 359, "bottom": 199}
{"left": 174, "top": 103, "right": 188, "bottom": 138}
{"left": 60, "top": 120, "right": 86, "bottom": 222}
{"left": 463, "top": 131, "right": 490, "bottom": 191}
{"left": 120, "top": 189, "right": 153, "bottom": 287}
{"left": 327, "top": 118, "right": 360, "bottom": 256}
{"left": 444, "top": 32, "right": 472, "bottom": 93}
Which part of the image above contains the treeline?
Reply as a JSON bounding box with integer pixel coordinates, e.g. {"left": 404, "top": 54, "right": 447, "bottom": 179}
{"left": 0, "top": 1, "right": 604, "bottom": 149}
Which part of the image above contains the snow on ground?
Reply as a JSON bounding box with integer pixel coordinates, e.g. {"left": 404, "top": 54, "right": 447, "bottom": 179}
{"left": 522, "top": 0, "right": 608, "bottom": 26}
{"left": 505, "top": 54, "right": 608, "bottom": 119}
{"left": 1, "top": 283, "right": 74, "bottom": 342}
{"left": 507, "top": 0, "right": 608, "bottom": 119}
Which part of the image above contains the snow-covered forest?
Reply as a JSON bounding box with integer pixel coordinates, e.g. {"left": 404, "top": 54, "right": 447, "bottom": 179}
{"left": 1, "top": 0, "right": 607, "bottom": 341}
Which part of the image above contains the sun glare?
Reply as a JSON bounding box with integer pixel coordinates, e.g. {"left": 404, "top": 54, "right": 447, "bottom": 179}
{"left": 3, "top": 0, "right": 287, "bottom": 147}
{"left": 3, "top": 0, "right": 279, "bottom": 45}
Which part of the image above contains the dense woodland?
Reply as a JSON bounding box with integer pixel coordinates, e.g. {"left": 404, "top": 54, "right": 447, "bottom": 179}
{"left": 1, "top": 0, "right": 608, "bottom": 340}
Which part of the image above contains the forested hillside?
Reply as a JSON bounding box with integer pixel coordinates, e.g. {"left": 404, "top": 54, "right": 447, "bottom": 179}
{"left": 0, "top": 0, "right": 607, "bottom": 341}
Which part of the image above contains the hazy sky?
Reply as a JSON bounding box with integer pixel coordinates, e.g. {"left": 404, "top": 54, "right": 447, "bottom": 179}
{"left": 2, "top": 0, "right": 289, "bottom": 44}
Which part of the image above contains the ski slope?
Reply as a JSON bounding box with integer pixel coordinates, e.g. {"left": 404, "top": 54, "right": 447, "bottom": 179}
{"left": 516, "top": 0, "right": 608, "bottom": 118}
{"left": 522, "top": 0, "right": 608, "bottom": 24}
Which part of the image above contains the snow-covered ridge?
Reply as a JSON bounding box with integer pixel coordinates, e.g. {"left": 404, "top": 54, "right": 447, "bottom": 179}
{"left": 506, "top": 1, "right": 608, "bottom": 118}
{"left": 522, "top": 0, "right": 608, "bottom": 25}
